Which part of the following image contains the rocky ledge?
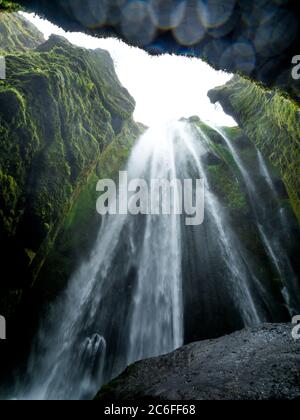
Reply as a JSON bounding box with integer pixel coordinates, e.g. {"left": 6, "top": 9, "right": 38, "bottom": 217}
{"left": 96, "top": 324, "right": 300, "bottom": 400}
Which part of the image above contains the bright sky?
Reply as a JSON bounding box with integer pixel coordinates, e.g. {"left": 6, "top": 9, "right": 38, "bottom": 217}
{"left": 22, "top": 12, "right": 235, "bottom": 127}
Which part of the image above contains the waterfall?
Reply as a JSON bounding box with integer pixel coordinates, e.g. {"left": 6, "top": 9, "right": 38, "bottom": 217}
{"left": 257, "top": 150, "right": 292, "bottom": 235}
{"left": 216, "top": 127, "right": 300, "bottom": 315}
{"left": 177, "top": 123, "right": 263, "bottom": 328}
{"left": 15, "top": 122, "right": 186, "bottom": 400}
{"left": 257, "top": 150, "right": 277, "bottom": 194}
{"left": 10, "top": 120, "right": 298, "bottom": 400}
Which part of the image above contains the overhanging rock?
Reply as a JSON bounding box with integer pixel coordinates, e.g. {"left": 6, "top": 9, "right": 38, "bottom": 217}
{"left": 2, "top": 0, "right": 300, "bottom": 96}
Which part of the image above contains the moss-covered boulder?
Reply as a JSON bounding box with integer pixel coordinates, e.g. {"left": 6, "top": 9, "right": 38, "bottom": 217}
{"left": 208, "top": 76, "right": 300, "bottom": 224}
{"left": 0, "top": 18, "right": 140, "bottom": 319}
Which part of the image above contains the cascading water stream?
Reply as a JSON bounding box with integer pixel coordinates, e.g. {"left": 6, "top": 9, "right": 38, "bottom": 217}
{"left": 256, "top": 150, "right": 300, "bottom": 313}
{"left": 127, "top": 124, "right": 183, "bottom": 363}
{"left": 9, "top": 120, "right": 296, "bottom": 400}
{"left": 257, "top": 150, "right": 277, "bottom": 194}
{"left": 177, "top": 124, "right": 263, "bottom": 326}
{"left": 13, "top": 122, "right": 187, "bottom": 400}
{"left": 215, "top": 127, "right": 300, "bottom": 315}
{"left": 257, "top": 150, "right": 292, "bottom": 236}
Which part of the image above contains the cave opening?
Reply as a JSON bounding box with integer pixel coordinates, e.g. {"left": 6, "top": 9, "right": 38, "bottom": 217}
{"left": 0, "top": 3, "right": 299, "bottom": 401}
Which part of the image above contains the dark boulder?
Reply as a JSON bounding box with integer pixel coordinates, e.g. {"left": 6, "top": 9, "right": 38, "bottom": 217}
{"left": 96, "top": 324, "right": 300, "bottom": 400}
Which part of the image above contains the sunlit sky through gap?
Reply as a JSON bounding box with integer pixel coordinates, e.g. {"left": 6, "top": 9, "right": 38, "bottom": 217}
{"left": 22, "top": 12, "right": 236, "bottom": 127}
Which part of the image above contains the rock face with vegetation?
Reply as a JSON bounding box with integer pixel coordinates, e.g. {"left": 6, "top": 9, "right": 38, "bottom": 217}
{"left": 0, "top": 11, "right": 299, "bottom": 400}
{"left": 209, "top": 76, "right": 300, "bottom": 224}
{"left": 0, "top": 14, "right": 141, "bottom": 321}
{"left": 96, "top": 324, "right": 300, "bottom": 400}
{"left": 0, "top": 12, "right": 44, "bottom": 53}
{"left": 179, "top": 117, "right": 299, "bottom": 342}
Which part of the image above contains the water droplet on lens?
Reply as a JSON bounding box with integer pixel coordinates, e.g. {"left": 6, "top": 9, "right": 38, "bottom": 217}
{"left": 220, "top": 40, "right": 256, "bottom": 75}
{"left": 65, "top": 0, "right": 109, "bottom": 28}
{"left": 254, "top": 10, "right": 297, "bottom": 57}
{"left": 121, "top": 1, "right": 157, "bottom": 46}
{"left": 149, "top": 0, "right": 186, "bottom": 30}
{"left": 106, "top": 0, "right": 128, "bottom": 26}
{"left": 197, "top": 0, "right": 236, "bottom": 29}
{"left": 173, "top": 1, "right": 206, "bottom": 46}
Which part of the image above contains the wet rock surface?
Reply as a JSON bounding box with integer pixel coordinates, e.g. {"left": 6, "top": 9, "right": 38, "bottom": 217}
{"left": 3, "top": 1, "right": 300, "bottom": 95}
{"left": 96, "top": 324, "right": 300, "bottom": 400}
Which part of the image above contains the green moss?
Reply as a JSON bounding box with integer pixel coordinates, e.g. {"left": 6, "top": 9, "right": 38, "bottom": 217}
{"left": 0, "top": 2, "right": 20, "bottom": 12}
{"left": 207, "top": 164, "right": 247, "bottom": 212}
{"left": 0, "top": 12, "right": 44, "bottom": 53}
{"left": 197, "top": 122, "right": 224, "bottom": 145}
{"left": 0, "top": 33, "right": 135, "bottom": 245}
{"left": 189, "top": 121, "right": 248, "bottom": 214}
{"left": 97, "top": 120, "right": 144, "bottom": 179}
{"left": 33, "top": 120, "right": 143, "bottom": 304}
{"left": 0, "top": 15, "right": 140, "bottom": 318}
{"left": 190, "top": 120, "right": 280, "bottom": 281}
{"left": 209, "top": 76, "right": 300, "bottom": 224}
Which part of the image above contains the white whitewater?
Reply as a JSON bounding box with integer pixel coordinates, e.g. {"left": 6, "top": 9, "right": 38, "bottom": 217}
{"left": 178, "top": 123, "right": 262, "bottom": 326}
{"left": 257, "top": 150, "right": 276, "bottom": 194}
{"left": 13, "top": 121, "right": 275, "bottom": 400}
{"left": 16, "top": 122, "right": 186, "bottom": 400}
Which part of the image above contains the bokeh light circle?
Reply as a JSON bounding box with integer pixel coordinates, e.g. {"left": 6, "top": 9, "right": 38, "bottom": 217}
{"left": 197, "top": 0, "right": 236, "bottom": 29}
{"left": 121, "top": 1, "right": 157, "bottom": 46}
{"left": 149, "top": 0, "right": 186, "bottom": 30}
{"left": 173, "top": 1, "right": 206, "bottom": 46}
{"left": 66, "top": 0, "right": 109, "bottom": 28}
{"left": 219, "top": 40, "right": 256, "bottom": 75}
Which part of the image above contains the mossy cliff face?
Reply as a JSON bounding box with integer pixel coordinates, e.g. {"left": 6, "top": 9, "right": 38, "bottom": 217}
{"left": 0, "top": 2, "right": 19, "bottom": 12}
{"left": 0, "top": 17, "right": 140, "bottom": 319}
{"left": 33, "top": 118, "right": 145, "bottom": 306}
{"left": 180, "top": 117, "right": 298, "bottom": 341}
{"left": 0, "top": 12, "right": 44, "bottom": 53}
{"left": 208, "top": 76, "right": 300, "bottom": 224}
